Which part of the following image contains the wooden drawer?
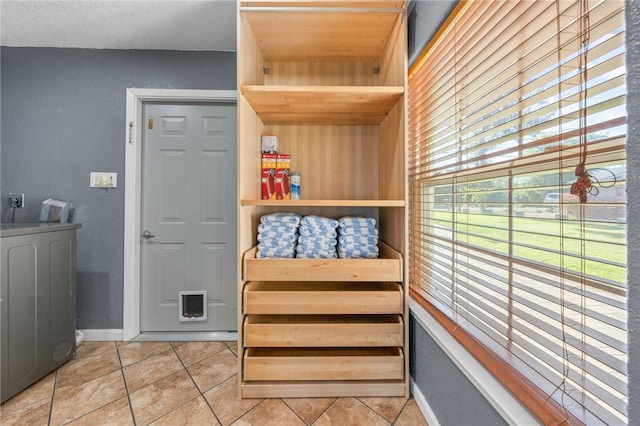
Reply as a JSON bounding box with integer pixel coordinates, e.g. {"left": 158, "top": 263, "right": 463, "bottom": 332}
{"left": 243, "top": 242, "right": 402, "bottom": 282}
{"left": 244, "top": 314, "right": 403, "bottom": 347}
{"left": 243, "top": 347, "right": 404, "bottom": 381}
{"left": 243, "top": 281, "right": 403, "bottom": 314}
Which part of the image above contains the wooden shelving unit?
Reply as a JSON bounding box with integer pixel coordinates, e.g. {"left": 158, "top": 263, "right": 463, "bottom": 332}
{"left": 237, "top": 0, "right": 408, "bottom": 398}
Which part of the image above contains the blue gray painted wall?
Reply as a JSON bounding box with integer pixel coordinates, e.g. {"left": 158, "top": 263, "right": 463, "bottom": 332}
{"left": 0, "top": 47, "right": 236, "bottom": 329}
{"left": 407, "top": 0, "right": 457, "bottom": 66}
{"left": 409, "top": 313, "right": 507, "bottom": 425}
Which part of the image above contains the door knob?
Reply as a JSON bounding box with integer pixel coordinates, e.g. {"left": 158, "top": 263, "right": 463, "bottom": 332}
{"left": 142, "top": 229, "right": 156, "bottom": 239}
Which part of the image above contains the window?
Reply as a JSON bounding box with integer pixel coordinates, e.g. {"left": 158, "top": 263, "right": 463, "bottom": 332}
{"left": 408, "top": 1, "right": 627, "bottom": 424}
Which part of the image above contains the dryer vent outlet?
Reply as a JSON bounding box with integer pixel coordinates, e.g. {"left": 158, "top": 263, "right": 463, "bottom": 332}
{"left": 178, "top": 291, "right": 207, "bottom": 321}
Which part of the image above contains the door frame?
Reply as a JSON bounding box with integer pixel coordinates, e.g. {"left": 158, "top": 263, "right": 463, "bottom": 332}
{"left": 123, "top": 89, "right": 237, "bottom": 341}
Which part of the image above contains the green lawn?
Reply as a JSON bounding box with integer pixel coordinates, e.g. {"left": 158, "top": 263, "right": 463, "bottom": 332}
{"left": 431, "top": 211, "right": 626, "bottom": 284}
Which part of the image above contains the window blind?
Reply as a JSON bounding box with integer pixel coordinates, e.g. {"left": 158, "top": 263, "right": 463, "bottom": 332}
{"left": 408, "top": 1, "right": 627, "bottom": 424}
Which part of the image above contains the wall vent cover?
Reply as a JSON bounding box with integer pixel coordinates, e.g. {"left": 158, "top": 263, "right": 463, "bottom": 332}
{"left": 178, "top": 291, "right": 207, "bottom": 321}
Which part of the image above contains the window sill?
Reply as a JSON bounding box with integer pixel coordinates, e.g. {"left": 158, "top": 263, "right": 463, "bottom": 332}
{"left": 408, "top": 297, "right": 539, "bottom": 426}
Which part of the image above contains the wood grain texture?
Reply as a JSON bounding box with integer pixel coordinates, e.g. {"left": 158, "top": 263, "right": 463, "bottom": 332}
{"left": 244, "top": 314, "right": 403, "bottom": 347}
{"left": 240, "top": 381, "right": 407, "bottom": 398}
{"left": 244, "top": 347, "right": 404, "bottom": 381}
{"left": 242, "top": 85, "right": 404, "bottom": 125}
{"left": 237, "top": 0, "right": 408, "bottom": 399}
{"left": 243, "top": 242, "right": 402, "bottom": 282}
{"left": 243, "top": 281, "right": 403, "bottom": 314}
{"left": 241, "top": 3, "right": 405, "bottom": 62}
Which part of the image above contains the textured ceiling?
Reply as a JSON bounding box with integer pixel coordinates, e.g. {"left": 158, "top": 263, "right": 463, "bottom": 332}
{"left": 0, "top": 0, "right": 237, "bottom": 51}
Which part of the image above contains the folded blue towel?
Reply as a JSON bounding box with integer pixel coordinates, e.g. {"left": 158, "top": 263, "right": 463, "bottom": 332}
{"left": 338, "top": 235, "right": 378, "bottom": 246}
{"left": 338, "top": 216, "right": 376, "bottom": 227}
{"left": 256, "top": 246, "right": 296, "bottom": 259}
{"left": 257, "top": 231, "right": 298, "bottom": 243}
{"left": 298, "top": 235, "right": 337, "bottom": 247}
{"left": 338, "top": 242, "right": 378, "bottom": 251}
{"left": 296, "top": 245, "right": 338, "bottom": 258}
{"left": 258, "top": 240, "right": 296, "bottom": 250}
{"left": 337, "top": 246, "right": 379, "bottom": 259}
{"left": 338, "top": 226, "right": 379, "bottom": 236}
{"left": 297, "top": 244, "right": 336, "bottom": 254}
{"left": 296, "top": 250, "right": 338, "bottom": 259}
{"left": 260, "top": 212, "right": 302, "bottom": 225}
{"left": 300, "top": 215, "right": 339, "bottom": 228}
{"left": 299, "top": 225, "right": 338, "bottom": 238}
{"left": 258, "top": 223, "right": 299, "bottom": 234}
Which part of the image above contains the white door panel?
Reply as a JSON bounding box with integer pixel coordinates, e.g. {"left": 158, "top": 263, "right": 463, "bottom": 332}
{"left": 141, "top": 103, "right": 237, "bottom": 332}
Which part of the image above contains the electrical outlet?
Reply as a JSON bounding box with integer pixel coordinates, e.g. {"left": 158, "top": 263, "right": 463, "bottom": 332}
{"left": 8, "top": 193, "right": 24, "bottom": 208}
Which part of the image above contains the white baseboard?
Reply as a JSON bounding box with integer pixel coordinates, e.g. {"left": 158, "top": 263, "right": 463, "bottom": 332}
{"left": 78, "top": 329, "right": 239, "bottom": 342}
{"left": 411, "top": 378, "right": 440, "bottom": 426}
{"left": 80, "top": 329, "right": 124, "bottom": 341}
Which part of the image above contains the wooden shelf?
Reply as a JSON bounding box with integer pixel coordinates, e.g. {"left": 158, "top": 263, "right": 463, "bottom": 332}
{"left": 237, "top": 0, "right": 409, "bottom": 399}
{"left": 240, "top": 381, "right": 407, "bottom": 398}
{"left": 241, "top": 199, "right": 405, "bottom": 207}
{"left": 244, "top": 347, "right": 404, "bottom": 381}
{"left": 243, "top": 242, "right": 403, "bottom": 282}
{"left": 243, "top": 281, "right": 403, "bottom": 315}
{"left": 240, "top": 2, "right": 405, "bottom": 62}
{"left": 241, "top": 85, "right": 404, "bottom": 125}
{"left": 244, "top": 314, "right": 403, "bottom": 347}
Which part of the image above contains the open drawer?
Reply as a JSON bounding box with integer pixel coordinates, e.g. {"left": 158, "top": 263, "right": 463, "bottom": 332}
{"left": 244, "top": 314, "right": 403, "bottom": 347}
{"left": 243, "top": 347, "right": 404, "bottom": 381}
{"left": 243, "top": 241, "right": 402, "bottom": 282}
{"left": 243, "top": 281, "right": 403, "bottom": 315}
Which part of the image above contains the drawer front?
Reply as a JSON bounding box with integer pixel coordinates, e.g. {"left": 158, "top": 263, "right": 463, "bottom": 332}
{"left": 244, "top": 348, "right": 404, "bottom": 381}
{"left": 244, "top": 257, "right": 402, "bottom": 282}
{"left": 244, "top": 315, "right": 403, "bottom": 347}
{"left": 243, "top": 282, "right": 403, "bottom": 315}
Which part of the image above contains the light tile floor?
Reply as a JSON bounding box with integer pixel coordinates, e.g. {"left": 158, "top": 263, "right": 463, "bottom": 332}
{"left": 0, "top": 341, "right": 428, "bottom": 425}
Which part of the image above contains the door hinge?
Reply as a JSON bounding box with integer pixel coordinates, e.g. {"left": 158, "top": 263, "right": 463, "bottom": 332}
{"left": 148, "top": 118, "right": 154, "bottom": 129}
{"left": 128, "top": 121, "right": 134, "bottom": 144}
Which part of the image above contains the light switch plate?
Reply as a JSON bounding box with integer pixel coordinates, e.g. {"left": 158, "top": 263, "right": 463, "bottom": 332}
{"left": 90, "top": 172, "right": 117, "bottom": 188}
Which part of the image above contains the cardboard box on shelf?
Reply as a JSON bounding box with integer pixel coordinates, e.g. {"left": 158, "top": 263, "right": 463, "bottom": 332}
{"left": 276, "top": 154, "right": 291, "bottom": 200}
{"left": 261, "top": 153, "right": 277, "bottom": 200}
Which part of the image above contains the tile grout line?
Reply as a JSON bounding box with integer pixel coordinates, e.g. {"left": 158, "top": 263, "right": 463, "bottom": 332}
{"left": 389, "top": 397, "right": 411, "bottom": 425}
{"left": 46, "top": 368, "right": 59, "bottom": 426}
{"left": 4, "top": 342, "right": 421, "bottom": 426}
{"left": 173, "top": 342, "right": 227, "bottom": 426}
{"left": 115, "top": 342, "right": 139, "bottom": 426}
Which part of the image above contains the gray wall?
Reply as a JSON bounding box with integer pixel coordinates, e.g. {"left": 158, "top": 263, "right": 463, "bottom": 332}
{"left": 408, "top": 0, "right": 457, "bottom": 66}
{"left": 409, "top": 314, "right": 507, "bottom": 425}
{"left": 0, "top": 47, "right": 236, "bottom": 329}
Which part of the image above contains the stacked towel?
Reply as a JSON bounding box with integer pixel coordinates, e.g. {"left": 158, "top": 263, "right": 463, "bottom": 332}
{"left": 337, "top": 216, "right": 379, "bottom": 258}
{"left": 256, "top": 212, "right": 301, "bottom": 258}
{"left": 296, "top": 215, "right": 339, "bottom": 258}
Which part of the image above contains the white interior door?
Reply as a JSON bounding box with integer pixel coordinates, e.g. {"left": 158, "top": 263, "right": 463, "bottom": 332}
{"left": 140, "top": 102, "right": 237, "bottom": 332}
